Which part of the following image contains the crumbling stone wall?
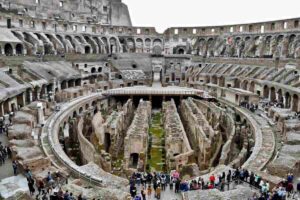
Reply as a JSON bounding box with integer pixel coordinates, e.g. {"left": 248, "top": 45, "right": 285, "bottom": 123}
{"left": 124, "top": 100, "right": 151, "bottom": 172}
{"left": 180, "top": 98, "right": 222, "bottom": 171}
{"left": 162, "top": 99, "right": 193, "bottom": 171}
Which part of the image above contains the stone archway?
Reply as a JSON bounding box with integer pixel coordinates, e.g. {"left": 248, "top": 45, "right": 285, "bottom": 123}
{"left": 16, "top": 44, "right": 23, "bottom": 55}
{"left": 130, "top": 153, "right": 139, "bottom": 168}
{"left": 85, "top": 46, "right": 91, "bottom": 54}
{"left": 270, "top": 87, "right": 276, "bottom": 102}
{"left": 277, "top": 89, "right": 283, "bottom": 105}
{"left": 4, "top": 43, "right": 13, "bottom": 56}
{"left": 285, "top": 92, "right": 291, "bottom": 108}
{"left": 292, "top": 94, "right": 299, "bottom": 112}
{"left": 242, "top": 80, "right": 248, "bottom": 90}
{"left": 178, "top": 48, "right": 185, "bottom": 54}
{"left": 263, "top": 85, "right": 269, "bottom": 99}
{"left": 249, "top": 81, "right": 255, "bottom": 92}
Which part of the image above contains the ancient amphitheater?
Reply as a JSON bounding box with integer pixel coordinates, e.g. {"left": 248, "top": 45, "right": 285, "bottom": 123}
{"left": 0, "top": 0, "right": 299, "bottom": 200}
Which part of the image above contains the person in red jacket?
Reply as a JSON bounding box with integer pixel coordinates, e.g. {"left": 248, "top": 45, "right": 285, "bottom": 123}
{"left": 209, "top": 174, "right": 216, "bottom": 184}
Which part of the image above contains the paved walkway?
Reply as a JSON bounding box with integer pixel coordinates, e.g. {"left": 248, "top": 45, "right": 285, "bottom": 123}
{"left": 0, "top": 132, "right": 13, "bottom": 180}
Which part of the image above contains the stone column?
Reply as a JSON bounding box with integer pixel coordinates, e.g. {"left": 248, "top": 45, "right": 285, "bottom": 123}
{"left": 20, "top": 92, "right": 26, "bottom": 108}
{"left": 29, "top": 90, "right": 33, "bottom": 103}
{"left": 43, "top": 87, "right": 48, "bottom": 100}
{"left": 0, "top": 103, "right": 4, "bottom": 117}
{"left": 63, "top": 123, "right": 70, "bottom": 138}
{"left": 37, "top": 102, "right": 45, "bottom": 126}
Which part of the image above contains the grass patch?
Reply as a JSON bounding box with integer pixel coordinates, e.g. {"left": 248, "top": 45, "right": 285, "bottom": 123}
{"left": 148, "top": 112, "right": 166, "bottom": 172}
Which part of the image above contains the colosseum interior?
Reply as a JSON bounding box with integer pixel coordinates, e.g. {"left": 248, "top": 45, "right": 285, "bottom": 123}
{"left": 0, "top": 0, "right": 299, "bottom": 200}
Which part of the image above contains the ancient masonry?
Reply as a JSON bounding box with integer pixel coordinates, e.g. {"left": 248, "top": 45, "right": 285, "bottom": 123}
{"left": 0, "top": 0, "right": 299, "bottom": 199}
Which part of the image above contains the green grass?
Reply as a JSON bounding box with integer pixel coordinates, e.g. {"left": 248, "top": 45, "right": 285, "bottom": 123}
{"left": 148, "top": 112, "right": 165, "bottom": 172}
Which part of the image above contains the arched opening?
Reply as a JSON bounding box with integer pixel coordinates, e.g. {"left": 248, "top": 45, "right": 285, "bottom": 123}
{"left": 109, "top": 37, "right": 118, "bottom": 53}
{"left": 242, "top": 80, "right": 248, "bottom": 90}
{"left": 270, "top": 87, "right": 276, "bottom": 102}
{"left": 25, "top": 88, "right": 32, "bottom": 104}
{"left": 75, "top": 79, "right": 81, "bottom": 86}
{"left": 136, "top": 38, "right": 143, "bottom": 53}
{"left": 263, "top": 85, "right": 269, "bottom": 99}
{"left": 292, "top": 94, "right": 299, "bottom": 112}
{"left": 4, "top": 43, "right": 13, "bottom": 56}
{"left": 61, "top": 80, "right": 67, "bottom": 90}
{"left": 285, "top": 92, "right": 291, "bottom": 108}
{"left": 178, "top": 48, "right": 185, "bottom": 54}
{"left": 277, "top": 89, "right": 283, "bottom": 104}
{"left": 104, "top": 133, "right": 111, "bottom": 153}
{"left": 91, "top": 67, "right": 96, "bottom": 73}
{"left": 236, "top": 114, "right": 241, "bottom": 122}
{"left": 16, "top": 44, "right": 23, "bottom": 55}
{"left": 130, "top": 153, "right": 139, "bottom": 168}
{"left": 68, "top": 79, "right": 74, "bottom": 88}
{"left": 234, "top": 79, "right": 241, "bottom": 88}
{"left": 101, "top": 37, "right": 109, "bottom": 53}
{"left": 211, "top": 76, "right": 218, "bottom": 84}
{"left": 126, "top": 38, "right": 135, "bottom": 53}
{"left": 73, "top": 111, "right": 77, "bottom": 118}
{"left": 249, "top": 81, "right": 255, "bottom": 92}
{"left": 219, "top": 77, "right": 225, "bottom": 87}
{"left": 79, "top": 107, "right": 83, "bottom": 114}
{"left": 85, "top": 46, "right": 91, "bottom": 54}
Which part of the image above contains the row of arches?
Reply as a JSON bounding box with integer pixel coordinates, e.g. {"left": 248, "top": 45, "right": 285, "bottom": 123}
{"left": 8, "top": 30, "right": 164, "bottom": 56}
{"left": 194, "top": 33, "right": 300, "bottom": 58}
{"left": 194, "top": 73, "right": 300, "bottom": 112}
{"left": 0, "top": 43, "right": 24, "bottom": 56}
{"left": 262, "top": 86, "right": 299, "bottom": 112}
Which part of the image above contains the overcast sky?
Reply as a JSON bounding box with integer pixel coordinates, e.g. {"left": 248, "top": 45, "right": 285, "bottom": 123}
{"left": 122, "top": 0, "right": 300, "bottom": 33}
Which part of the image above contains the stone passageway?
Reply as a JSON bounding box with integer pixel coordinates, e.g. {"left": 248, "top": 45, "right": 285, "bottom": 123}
{"left": 0, "top": 133, "right": 13, "bottom": 180}
{"left": 148, "top": 111, "right": 165, "bottom": 172}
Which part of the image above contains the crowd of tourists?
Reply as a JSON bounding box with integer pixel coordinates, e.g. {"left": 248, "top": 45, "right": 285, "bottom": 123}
{"left": 240, "top": 101, "right": 259, "bottom": 112}
{"left": 128, "top": 168, "right": 300, "bottom": 200}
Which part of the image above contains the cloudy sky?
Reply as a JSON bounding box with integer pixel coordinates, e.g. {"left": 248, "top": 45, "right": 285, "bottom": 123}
{"left": 122, "top": 0, "right": 300, "bottom": 33}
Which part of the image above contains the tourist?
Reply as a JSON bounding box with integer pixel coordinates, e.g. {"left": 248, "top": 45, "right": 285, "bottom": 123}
{"left": 141, "top": 186, "right": 146, "bottom": 200}
{"left": 134, "top": 194, "right": 142, "bottom": 200}
{"left": 297, "top": 180, "right": 300, "bottom": 194}
{"left": 226, "top": 171, "right": 231, "bottom": 183}
{"left": 12, "top": 160, "right": 18, "bottom": 175}
{"left": 69, "top": 192, "right": 75, "bottom": 200}
{"left": 249, "top": 172, "right": 255, "bottom": 186}
{"left": 161, "top": 174, "right": 166, "bottom": 190}
{"left": 6, "top": 146, "right": 11, "bottom": 158}
{"left": 63, "top": 190, "right": 70, "bottom": 200}
{"left": 286, "top": 181, "right": 294, "bottom": 197}
{"left": 147, "top": 185, "right": 152, "bottom": 197}
{"left": 25, "top": 167, "right": 32, "bottom": 179}
{"left": 27, "top": 177, "right": 35, "bottom": 195}
{"left": 37, "top": 179, "right": 45, "bottom": 195}
{"left": 174, "top": 179, "right": 180, "bottom": 193}
{"left": 136, "top": 172, "right": 141, "bottom": 186}
{"left": 46, "top": 171, "right": 55, "bottom": 185}
{"left": 209, "top": 174, "right": 215, "bottom": 184}
{"left": 78, "top": 194, "right": 84, "bottom": 200}
{"left": 130, "top": 184, "right": 137, "bottom": 198}
{"left": 155, "top": 185, "right": 161, "bottom": 199}
{"left": 141, "top": 172, "right": 147, "bottom": 186}
{"left": 220, "top": 178, "right": 225, "bottom": 191}
{"left": 169, "top": 177, "right": 174, "bottom": 190}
